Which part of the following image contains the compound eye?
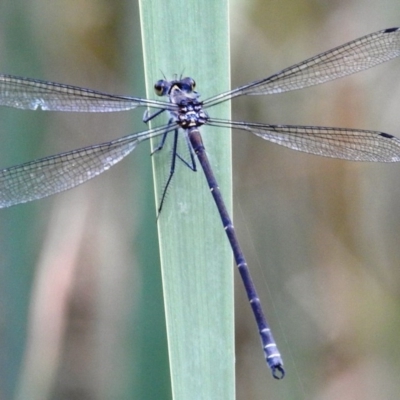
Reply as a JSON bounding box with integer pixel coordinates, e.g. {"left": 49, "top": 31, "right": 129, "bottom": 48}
{"left": 154, "top": 80, "right": 166, "bottom": 96}
{"left": 182, "top": 77, "right": 196, "bottom": 91}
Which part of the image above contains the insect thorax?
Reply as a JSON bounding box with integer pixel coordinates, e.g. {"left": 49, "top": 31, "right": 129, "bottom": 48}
{"left": 175, "top": 101, "right": 209, "bottom": 129}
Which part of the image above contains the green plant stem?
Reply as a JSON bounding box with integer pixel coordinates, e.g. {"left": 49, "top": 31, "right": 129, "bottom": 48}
{"left": 139, "top": 1, "right": 234, "bottom": 399}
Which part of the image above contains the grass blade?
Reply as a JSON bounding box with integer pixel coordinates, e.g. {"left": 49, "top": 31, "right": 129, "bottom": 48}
{"left": 139, "top": 1, "right": 233, "bottom": 399}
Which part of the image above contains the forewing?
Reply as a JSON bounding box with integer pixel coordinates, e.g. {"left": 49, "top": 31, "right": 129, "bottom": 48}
{"left": 0, "top": 74, "right": 167, "bottom": 112}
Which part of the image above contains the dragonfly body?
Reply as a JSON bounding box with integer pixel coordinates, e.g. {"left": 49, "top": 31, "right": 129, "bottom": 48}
{"left": 2, "top": 27, "right": 400, "bottom": 379}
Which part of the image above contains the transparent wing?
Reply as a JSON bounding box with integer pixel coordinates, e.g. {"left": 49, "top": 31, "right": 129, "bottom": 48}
{"left": 210, "top": 119, "right": 400, "bottom": 162}
{"left": 204, "top": 27, "right": 400, "bottom": 106}
{"left": 0, "top": 74, "right": 170, "bottom": 112}
{"left": 0, "top": 125, "right": 169, "bottom": 208}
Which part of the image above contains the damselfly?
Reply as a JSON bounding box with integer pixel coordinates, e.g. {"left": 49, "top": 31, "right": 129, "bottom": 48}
{"left": 2, "top": 28, "right": 400, "bottom": 379}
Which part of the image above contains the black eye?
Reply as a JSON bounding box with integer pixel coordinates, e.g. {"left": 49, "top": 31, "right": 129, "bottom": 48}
{"left": 181, "top": 77, "right": 196, "bottom": 91}
{"left": 154, "top": 80, "right": 165, "bottom": 96}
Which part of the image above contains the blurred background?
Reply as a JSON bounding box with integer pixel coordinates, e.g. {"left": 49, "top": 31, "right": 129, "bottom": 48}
{"left": 0, "top": 0, "right": 400, "bottom": 399}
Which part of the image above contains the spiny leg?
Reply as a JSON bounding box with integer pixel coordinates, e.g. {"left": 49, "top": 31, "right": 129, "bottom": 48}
{"left": 157, "top": 128, "right": 179, "bottom": 214}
